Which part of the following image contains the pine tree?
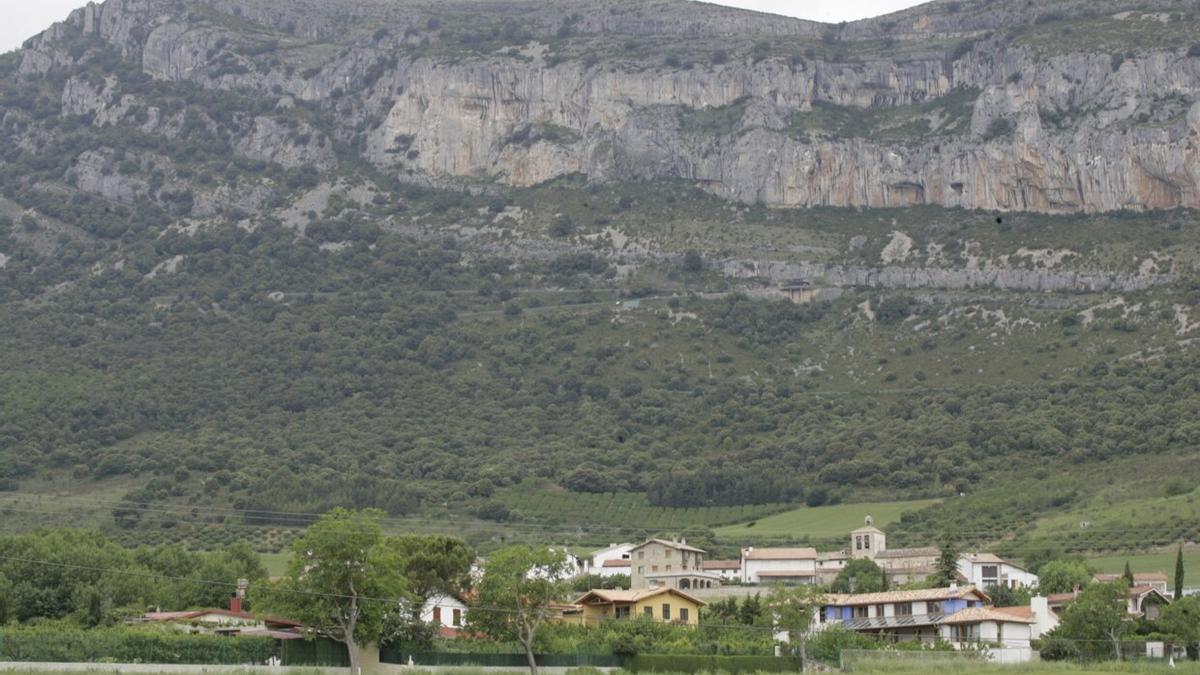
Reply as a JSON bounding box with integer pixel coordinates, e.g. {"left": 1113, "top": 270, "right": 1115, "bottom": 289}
{"left": 934, "top": 537, "right": 960, "bottom": 587}
{"left": 1123, "top": 561, "right": 1134, "bottom": 585}
{"left": 1175, "top": 544, "right": 1185, "bottom": 600}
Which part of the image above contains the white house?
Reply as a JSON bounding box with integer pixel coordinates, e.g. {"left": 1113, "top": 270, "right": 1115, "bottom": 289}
{"left": 938, "top": 606, "right": 1037, "bottom": 663}
{"left": 741, "top": 547, "right": 818, "bottom": 584}
{"left": 588, "top": 543, "right": 634, "bottom": 576}
{"left": 597, "top": 558, "right": 632, "bottom": 578}
{"left": 703, "top": 559, "right": 743, "bottom": 581}
{"left": 421, "top": 592, "right": 469, "bottom": 637}
{"left": 957, "top": 553, "right": 1038, "bottom": 589}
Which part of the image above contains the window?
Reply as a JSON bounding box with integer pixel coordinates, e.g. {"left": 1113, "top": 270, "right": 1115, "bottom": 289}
{"left": 895, "top": 603, "right": 913, "bottom": 616}
{"left": 951, "top": 624, "right": 978, "bottom": 642}
{"left": 679, "top": 607, "right": 689, "bottom": 623}
{"left": 652, "top": 565, "right": 659, "bottom": 572}
{"left": 662, "top": 604, "right": 671, "bottom": 621}
{"left": 855, "top": 536, "right": 862, "bottom": 550}
{"left": 638, "top": 551, "right": 645, "bottom": 559}
{"left": 615, "top": 606, "right": 630, "bottom": 619}
{"left": 432, "top": 607, "right": 442, "bottom": 625}
{"left": 875, "top": 604, "right": 886, "bottom": 617}
{"left": 666, "top": 565, "right": 672, "bottom": 572}
{"left": 927, "top": 601, "right": 943, "bottom": 614}
{"left": 853, "top": 606, "right": 868, "bottom": 618}
{"left": 644, "top": 606, "right": 653, "bottom": 617}
{"left": 864, "top": 536, "right": 870, "bottom": 549}
{"left": 452, "top": 609, "right": 462, "bottom": 627}
{"left": 637, "top": 566, "right": 644, "bottom": 575}
{"left": 981, "top": 565, "right": 998, "bottom": 584}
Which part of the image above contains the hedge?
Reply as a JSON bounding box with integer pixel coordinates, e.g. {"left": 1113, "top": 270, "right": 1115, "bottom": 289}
{"left": 0, "top": 625, "right": 275, "bottom": 664}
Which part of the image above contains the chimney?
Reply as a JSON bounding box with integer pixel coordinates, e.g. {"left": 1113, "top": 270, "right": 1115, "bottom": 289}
{"left": 680, "top": 537, "right": 687, "bottom": 546}
{"left": 230, "top": 578, "right": 248, "bottom": 613}
{"left": 949, "top": 581, "right": 958, "bottom": 590}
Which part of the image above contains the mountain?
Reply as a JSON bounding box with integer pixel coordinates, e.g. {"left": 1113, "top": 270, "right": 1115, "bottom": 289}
{"left": 15, "top": 0, "right": 1200, "bottom": 214}
{"left": 1, "top": 0, "right": 1199, "bottom": 554}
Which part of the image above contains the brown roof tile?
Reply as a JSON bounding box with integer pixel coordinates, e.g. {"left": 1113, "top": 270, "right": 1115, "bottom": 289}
{"left": 743, "top": 547, "right": 817, "bottom": 560}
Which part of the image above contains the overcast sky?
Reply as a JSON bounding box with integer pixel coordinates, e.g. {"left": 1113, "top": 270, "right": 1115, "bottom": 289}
{"left": 2, "top": 0, "right": 928, "bottom": 54}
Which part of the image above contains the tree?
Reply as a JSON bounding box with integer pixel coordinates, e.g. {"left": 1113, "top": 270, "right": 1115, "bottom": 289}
{"left": 985, "top": 583, "right": 1031, "bottom": 608}
{"left": 470, "top": 546, "right": 570, "bottom": 675}
{"left": 1054, "top": 581, "right": 1132, "bottom": 660}
{"left": 830, "top": 558, "right": 887, "bottom": 594}
{"left": 261, "top": 509, "right": 408, "bottom": 674}
{"left": 386, "top": 535, "right": 474, "bottom": 603}
{"left": 762, "top": 585, "right": 821, "bottom": 666}
{"left": 1175, "top": 545, "right": 1185, "bottom": 600}
{"left": 932, "top": 538, "right": 959, "bottom": 587}
{"left": 1160, "top": 595, "right": 1200, "bottom": 660}
{"left": 1037, "top": 559, "right": 1092, "bottom": 594}
{"left": 1122, "top": 561, "right": 1134, "bottom": 586}
{"left": 0, "top": 572, "right": 11, "bottom": 625}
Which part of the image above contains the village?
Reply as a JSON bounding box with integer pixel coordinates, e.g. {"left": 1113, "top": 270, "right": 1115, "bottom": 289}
{"left": 120, "top": 514, "right": 1192, "bottom": 671}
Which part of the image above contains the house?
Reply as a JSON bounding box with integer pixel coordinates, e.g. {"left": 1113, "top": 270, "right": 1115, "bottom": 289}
{"left": 849, "top": 518, "right": 887, "bottom": 560}
{"left": 1047, "top": 585, "right": 1172, "bottom": 621}
{"left": 958, "top": 553, "right": 1038, "bottom": 589}
{"left": 588, "top": 543, "right": 634, "bottom": 576}
{"left": 597, "top": 558, "right": 632, "bottom": 578}
{"left": 629, "top": 539, "right": 721, "bottom": 590}
{"left": 572, "top": 587, "right": 705, "bottom": 626}
{"left": 1093, "top": 572, "right": 1169, "bottom": 596}
{"left": 741, "top": 547, "right": 818, "bottom": 585}
{"left": 421, "top": 592, "right": 469, "bottom": 638}
{"left": 818, "top": 585, "right": 991, "bottom": 642}
{"left": 937, "top": 606, "right": 1037, "bottom": 663}
{"left": 815, "top": 551, "right": 849, "bottom": 585}
{"left": 703, "top": 559, "right": 743, "bottom": 581}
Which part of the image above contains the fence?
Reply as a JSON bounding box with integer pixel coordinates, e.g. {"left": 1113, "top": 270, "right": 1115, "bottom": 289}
{"left": 379, "top": 649, "right": 802, "bottom": 673}
{"left": 839, "top": 648, "right": 986, "bottom": 672}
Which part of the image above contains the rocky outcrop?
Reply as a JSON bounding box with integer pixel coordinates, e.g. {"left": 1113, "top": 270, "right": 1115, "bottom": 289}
{"left": 720, "top": 259, "right": 1172, "bottom": 293}
{"left": 16, "top": 0, "right": 1200, "bottom": 214}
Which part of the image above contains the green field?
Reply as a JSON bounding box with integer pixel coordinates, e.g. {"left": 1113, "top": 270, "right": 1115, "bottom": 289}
{"left": 261, "top": 551, "right": 292, "bottom": 577}
{"left": 1087, "top": 549, "right": 1200, "bottom": 589}
{"left": 713, "top": 499, "right": 942, "bottom": 541}
{"left": 495, "top": 482, "right": 791, "bottom": 530}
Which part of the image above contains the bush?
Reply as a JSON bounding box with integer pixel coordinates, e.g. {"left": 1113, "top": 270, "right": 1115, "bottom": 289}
{"left": 710, "top": 49, "right": 729, "bottom": 66}
{"left": 1188, "top": 44, "right": 1200, "bottom": 57}
{"left": 0, "top": 625, "right": 275, "bottom": 664}
{"left": 982, "top": 117, "right": 1015, "bottom": 141}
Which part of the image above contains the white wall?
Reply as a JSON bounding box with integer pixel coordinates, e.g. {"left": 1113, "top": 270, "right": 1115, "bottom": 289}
{"left": 743, "top": 558, "right": 817, "bottom": 584}
{"left": 421, "top": 594, "right": 468, "bottom": 627}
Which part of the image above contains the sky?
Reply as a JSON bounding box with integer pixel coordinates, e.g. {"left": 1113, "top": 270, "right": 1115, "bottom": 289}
{"left": 1, "top": 0, "right": 929, "bottom": 54}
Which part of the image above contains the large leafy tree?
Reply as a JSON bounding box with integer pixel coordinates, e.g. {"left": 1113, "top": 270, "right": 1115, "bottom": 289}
{"left": 830, "top": 558, "right": 887, "bottom": 594}
{"left": 387, "top": 535, "right": 474, "bottom": 602}
{"left": 1160, "top": 595, "right": 1200, "bottom": 660}
{"left": 1054, "top": 581, "right": 1132, "bottom": 660}
{"left": 261, "top": 509, "right": 408, "bottom": 674}
{"left": 469, "top": 545, "right": 570, "bottom": 675}
{"left": 1037, "top": 559, "right": 1092, "bottom": 594}
{"left": 761, "top": 585, "right": 822, "bottom": 665}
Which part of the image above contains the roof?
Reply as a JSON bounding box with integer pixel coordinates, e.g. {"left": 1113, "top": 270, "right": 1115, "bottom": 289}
{"left": 590, "top": 543, "right": 634, "bottom": 555}
{"left": 939, "top": 607, "right": 1035, "bottom": 625}
{"left": 961, "top": 553, "right": 1026, "bottom": 569}
{"left": 844, "top": 614, "right": 944, "bottom": 630}
{"left": 743, "top": 547, "right": 817, "bottom": 561}
{"left": 635, "top": 538, "right": 706, "bottom": 554}
{"left": 817, "top": 551, "right": 848, "bottom": 561}
{"left": 703, "top": 560, "right": 742, "bottom": 570}
{"left": 851, "top": 525, "right": 885, "bottom": 535}
{"left": 993, "top": 606, "right": 1035, "bottom": 620}
{"left": 824, "top": 585, "right": 988, "bottom": 607}
{"left": 1094, "top": 572, "right": 1168, "bottom": 583}
{"left": 602, "top": 559, "right": 631, "bottom": 568}
{"left": 874, "top": 547, "right": 939, "bottom": 560}
{"left": 143, "top": 609, "right": 302, "bottom": 628}
{"left": 574, "top": 587, "right": 706, "bottom": 607}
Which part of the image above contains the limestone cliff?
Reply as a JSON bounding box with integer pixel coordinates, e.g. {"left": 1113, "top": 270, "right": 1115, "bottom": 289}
{"left": 11, "top": 0, "right": 1200, "bottom": 215}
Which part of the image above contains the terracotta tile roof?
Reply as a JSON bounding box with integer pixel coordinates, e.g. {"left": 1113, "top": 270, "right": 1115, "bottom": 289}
{"left": 1094, "top": 572, "right": 1168, "bottom": 583}
{"left": 874, "top": 547, "right": 939, "bottom": 559}
{"left": 824, "top": 585, "right": 987, "bottom": 606}
{"left": 817, "top": 551, "right": 848, "bottom": 561}
{"left": 574, "top": 587, "right": 706, "bottom": 606}
{"left": 601, "top": 559, "right": 631, "bottom": 567}
{"left": 961, "top": 553, "right": 1023, "bottom": 568}
{"left": 743, "top": 547, "right": 817, "bottom": 560}
{"left": 703, "top": 560, "right": 742, "bottom": 570}
{"left": 993, "top": 606, "right": 1035, "bottom": 620}
{"left": 940, "top": 607, "right": 1035, "bottom": 625}
{"left": 636, "top": 538, "right": 707, "bottom": 554}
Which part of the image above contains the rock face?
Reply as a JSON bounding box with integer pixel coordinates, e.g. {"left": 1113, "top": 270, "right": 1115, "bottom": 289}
{"left": 14, "top": 0, "right": 1200, "bottom": 214}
